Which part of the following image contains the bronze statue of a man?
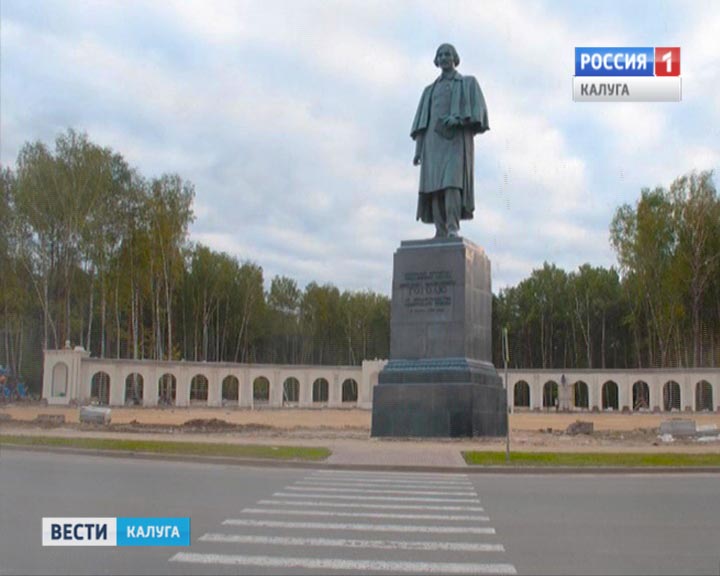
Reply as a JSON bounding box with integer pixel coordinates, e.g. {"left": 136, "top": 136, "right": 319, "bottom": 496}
{"left": 411, "top": 43, "right": 489, "bottom": 238}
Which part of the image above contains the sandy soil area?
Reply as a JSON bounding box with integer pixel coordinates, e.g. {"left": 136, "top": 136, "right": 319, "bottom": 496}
{"left": 1, "top": 404, "right": 719, "bottom": 454}
{"left": 2, "top": 404, "right": 720, "bottom": 430}
{"left": 0, "top": 405, "right": 372, "bottom": 428}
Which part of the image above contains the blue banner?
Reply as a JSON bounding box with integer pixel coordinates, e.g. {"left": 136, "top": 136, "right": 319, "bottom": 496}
{"left": 575, "top": 47, "right": 654, "bottom": 76}
{"left": 116, "top": 517, "right": 190, "bottom": 547}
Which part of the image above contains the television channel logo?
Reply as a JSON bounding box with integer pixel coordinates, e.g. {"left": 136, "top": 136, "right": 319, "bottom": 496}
{"left": 573, "top": 47, "right": 681, "bottom": 102}
{"left": 42, "top": 517, "right": 191, "bottom": 547}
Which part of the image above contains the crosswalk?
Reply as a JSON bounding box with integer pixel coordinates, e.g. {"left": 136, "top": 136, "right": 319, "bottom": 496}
{"left": 169, "top": 470, "right": 517, "bottom": 574}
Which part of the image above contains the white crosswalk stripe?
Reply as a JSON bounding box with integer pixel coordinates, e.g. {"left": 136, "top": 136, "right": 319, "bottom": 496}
{"left": 284, "top": 485, "right": 477, "bottom": 496}
{"left": 294, "top": 480, "right": 475, "bottom": 490}
{"left": 242, "top": 507, "right": 491, "bottom": 521}
{"left": 170, "top": 553, "right": 518, "bottom": 574}
{"left": 298, "top": 478, "right": 474, "bottom": 487}
{"left": 273, "top": 491, "right": 481, "bottom": 502}
{"left": 222, "top": 518, "right": 497, "bottom": 534}
{"left": 310, "top": 470, "right": 470, "bottom": 479}
{"left": 169, "top": 471, "right": 517, "bottom": 574}
{"left": 198, "top": 533, "right": 505, "bottom": 552}
{"left": 257, "top": 499, "right": 486, "bottom": 511}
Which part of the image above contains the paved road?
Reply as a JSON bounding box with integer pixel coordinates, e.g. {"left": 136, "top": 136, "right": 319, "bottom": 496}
{"left": 1, "top": 450, "right": 719, "bottom": 575}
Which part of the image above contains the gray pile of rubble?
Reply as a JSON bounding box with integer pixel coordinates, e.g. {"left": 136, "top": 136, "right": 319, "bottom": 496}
{"left": 657, "top": 418, "right": 720, "bottom": 443}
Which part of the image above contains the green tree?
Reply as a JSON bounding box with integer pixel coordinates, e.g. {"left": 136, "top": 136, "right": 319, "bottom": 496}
{"left": 669, "top": 171, "right": 720, "bottom": 366}
{"left": 231, "top": 262, "right": 265, "bottom": 363}
{"left": 611, "top": 187, "right": 683, "bottom": 367}
{"left": 267, "top": 275, "right": 302, "bottom": 364}
{"left": 0, "top": 167, "right": 34, "bottom": 378}
{"left": 82, "top": 152, "right": 138, "bottom": 357}
{"left": 340, "top": 290, "right": 388, "bottom": 365}
{"left": 503, "top": 263, "right": 570, "bottom": 368}
{"left": 569, "top": 265, "right": 623, "bottom": 368}
{"left": 14, "top": 130, "right": 116, "bottom": 349}
{"left": 146, "top": 174, "right": 195, "bottom": 360}
{"left": 301, "top": 283, "right": 341, "bottom": 364}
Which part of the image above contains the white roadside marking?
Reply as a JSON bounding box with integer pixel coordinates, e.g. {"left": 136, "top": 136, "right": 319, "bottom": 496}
{"left": 285, "top": 486, "right": 476, "bottom": 496}
{"left": 257, "top": 499, "right": 485, "bottom": 511}
{"left": 273, "top": 492, "right": 480, "bottom": 503}
{"left": 221, "top": 518, "right": 496, "bottom": 534}
{"left": 241, "top": 507, "right": 491, "bottom": 521}
{"left": 169, "top": 553, "right": 517, "bottom": 574}
{"left": 199, "top": 533, "right": 505, "bottom": 552}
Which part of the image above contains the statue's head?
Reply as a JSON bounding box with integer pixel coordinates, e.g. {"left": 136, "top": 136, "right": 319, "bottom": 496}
{"left": 434, "top": 43, "right": 460, "bottom": 68}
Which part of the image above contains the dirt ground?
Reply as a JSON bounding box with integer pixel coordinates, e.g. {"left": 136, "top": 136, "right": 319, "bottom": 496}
{"left": 1, "top": 404, "right": 720, "bottom": 453}
{"left": 2, "top": 404, "right": 720, "bottom": 430}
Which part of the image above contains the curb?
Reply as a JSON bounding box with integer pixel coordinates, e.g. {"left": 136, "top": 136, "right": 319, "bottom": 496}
{"left": 3, "top": 443, "right": 720, "bottom": 475}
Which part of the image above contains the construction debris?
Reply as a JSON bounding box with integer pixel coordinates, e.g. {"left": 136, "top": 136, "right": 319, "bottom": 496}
{"left": 659, "top": 419, "right": 696, "bottom": 437}
{"left": 79, "top": 406, "right": 111, "bottom": 425}
{"left": 35, "top": 414, "right": 66, "bottom": 426}
{"left": 566, "top": 420, "right": 594, "bottom": 435}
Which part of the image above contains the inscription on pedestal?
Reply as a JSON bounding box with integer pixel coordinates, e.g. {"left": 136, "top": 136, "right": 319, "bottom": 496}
{"left": 399, "top": 270, "right": 456, "bottom": 317}
{"left": 373, "top": 237, "right": 507, "bottom": 437}
{"left": 389, "top": 237, "right": 491, "bottom": 361}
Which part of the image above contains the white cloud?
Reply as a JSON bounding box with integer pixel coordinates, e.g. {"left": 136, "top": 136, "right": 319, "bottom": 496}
{"left": 165, "top": 0, "right": 422, "bottom": 92}
{"left": 679, "top": 146, "right": 720, "bottom": 173}
{"left": 538, "top": 220, "right": 610, "bottom": 256}
{"left": 596, "top": 104, "right": 666, "bottom": 156}
{"left": 683, "top": 8, "right": 720, "bottom": 85}
{"left": 491, "top": 252, "right": 539, "bottom": 291}
{"left": 192, "top": 232, "right": 245, "bottom": 256}
{"left": 489, "top": 105, "right": 588, "bottom": 215}
{"left": 164, "top": 0, "right": 247, "bottom": 44}
{"left": 86, "top": 125, "right": 214, "bottom": 177}
{"left": 3, "top": 0, "right": 717, "bottom": 298}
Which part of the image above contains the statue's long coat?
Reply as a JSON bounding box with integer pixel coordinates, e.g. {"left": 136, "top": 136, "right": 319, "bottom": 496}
{"left": 411, "top": 71, "right": 489, "bottom": 223}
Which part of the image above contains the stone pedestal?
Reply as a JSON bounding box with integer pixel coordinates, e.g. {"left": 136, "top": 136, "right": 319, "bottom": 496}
{"left": 371, "top": 237, "right": 507, "bottom": 437}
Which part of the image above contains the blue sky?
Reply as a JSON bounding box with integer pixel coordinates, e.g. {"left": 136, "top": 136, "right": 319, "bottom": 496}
{"left": 2, "top": 0, "right": 718, "bottom": 294}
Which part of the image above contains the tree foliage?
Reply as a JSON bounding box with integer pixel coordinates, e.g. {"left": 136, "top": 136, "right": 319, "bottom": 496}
{"left": 2, "top": 131, "right": 717, "bottom": 394}
{"left": 495, "top": 171, "right": 719, "bottom": 369}
{"left": 610, "top": 171, "right": 719, "bottom": 368}
{"left": 1, "top": 130, "right": 390, "bottom": 392}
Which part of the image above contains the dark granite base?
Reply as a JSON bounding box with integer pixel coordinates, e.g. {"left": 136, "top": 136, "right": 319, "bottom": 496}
{"left": 371, "top": 359, "right": 508, "bottom": 437}
{"left": 379, "top": 357, "right": 499, "bottom": 384}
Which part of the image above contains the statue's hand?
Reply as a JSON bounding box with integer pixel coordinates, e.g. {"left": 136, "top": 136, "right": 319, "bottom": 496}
{"left": 443, "top": 116, "right": 461, "bottom": 127}
{"left": 413, "top": 155, "right": 421, "bottom": 166}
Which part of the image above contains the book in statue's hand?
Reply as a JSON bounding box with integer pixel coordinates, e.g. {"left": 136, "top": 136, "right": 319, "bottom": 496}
{"left": 434, "top": 117, "right": 457, "bottom": 140}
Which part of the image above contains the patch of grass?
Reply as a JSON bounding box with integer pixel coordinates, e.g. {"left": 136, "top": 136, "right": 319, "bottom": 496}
{"left": 463, "top": 451, "right": 720, "bottom": 467}
{"left": 0, "top": 435, "right": 330, "bottom": 461}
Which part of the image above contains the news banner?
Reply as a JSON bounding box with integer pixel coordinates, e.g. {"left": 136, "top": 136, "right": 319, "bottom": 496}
{"left": 42, "top": 517, "right": 190, "bottom": 547}
{"left": 574, "top": 47, "right": 681, "bottom": 102}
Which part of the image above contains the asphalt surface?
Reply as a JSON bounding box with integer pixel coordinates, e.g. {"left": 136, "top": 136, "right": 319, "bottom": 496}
{"left": 1, "top": 450, "right": 719, "bottom": 575}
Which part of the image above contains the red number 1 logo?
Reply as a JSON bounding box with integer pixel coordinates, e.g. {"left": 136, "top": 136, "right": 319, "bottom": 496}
{"left": 655, "top": 47, "right": 680, "bottom": 76}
